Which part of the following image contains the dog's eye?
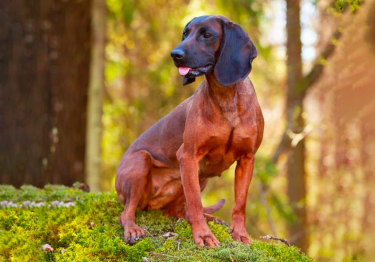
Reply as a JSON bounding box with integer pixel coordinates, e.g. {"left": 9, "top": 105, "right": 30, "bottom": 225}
{"left": 183, "top": 32, "right": 188, "bottom": 38}
{"left": 203, "top": 33, "right": 212, "bottom": 38}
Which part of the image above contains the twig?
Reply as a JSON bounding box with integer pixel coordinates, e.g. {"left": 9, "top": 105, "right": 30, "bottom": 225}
{"left": 272, "top": 131, "right": 291, "bottom": 164}
{"left": 287, "top": 124, "right": 313, "bottom": 148}
{"left": 257, "top": 182, "right": 278, "bottom": 237}
{"left": 272, "top": 124, "right": 314, "bottom": 164}
{"left": 228, "top": 251, "right": 234, "bottom": 262}
{"left": 298, "top": 29, "right": 343, "bottom": 93}
{"left": 289, "top": 230, "right": 308, "bottom": 243}
{"left": 176, "top": 238, "right": 181, "bottom": 250}
{"left": 142, "top": 227, "right": 154, "bottom": 237}
{"left": 149, "top": 252, "right": 178, "bottom": 258}
{"left": 162, "top": 232, "right": 178, "bottom": 238}
{"left": 260, "top": 235, "right": 290, "bottom": 246}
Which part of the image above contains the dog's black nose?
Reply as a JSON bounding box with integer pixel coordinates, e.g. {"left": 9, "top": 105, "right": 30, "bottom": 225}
{"left": 171, "top": 49, "right": 185, "bottom": 60}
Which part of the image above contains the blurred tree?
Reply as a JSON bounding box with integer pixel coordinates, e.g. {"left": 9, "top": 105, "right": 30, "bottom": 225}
{"left": 284, "top": 0, "right": 308, "bottom": 251}
{"left": 0, "top": 0, "right": 91, "bottom": 187}
{"left": 307, "top": 1, "right": 375, "bottom": 258}
{"left": 366, "top": 1, "right": 375, "bottom": 50}
{"left": 272, "top": 0, "right": 364, "bottom": 251}
{"left": 85, "top": 0, "right": 107, "bottom": 192}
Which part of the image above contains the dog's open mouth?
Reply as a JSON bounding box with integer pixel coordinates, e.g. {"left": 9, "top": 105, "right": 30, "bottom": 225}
{"left": 178, "top": 64, "right": 213, "bottom": 76}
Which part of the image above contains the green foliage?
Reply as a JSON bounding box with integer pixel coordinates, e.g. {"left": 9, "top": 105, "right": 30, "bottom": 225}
{"left": 334, "top": 0, "right": 362, "bottom": 13}
{"left": 269, "top": 193, "right": 297, "bottom": 224}
{"left": 254, "top": 156, "right": 277, "bottom": 185}
{"left": 348, "top": 0, "right": 362, "bottom": 13}
{"left": 335, "top": 0, "right": 345, "bottom": 12}
{"left": 0, "top": 186, "right": 313, "bottom": 262}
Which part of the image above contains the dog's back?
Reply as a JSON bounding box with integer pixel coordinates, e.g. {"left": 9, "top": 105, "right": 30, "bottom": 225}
{"left": 122, "top": 95, "right": 192, "bottom": 165}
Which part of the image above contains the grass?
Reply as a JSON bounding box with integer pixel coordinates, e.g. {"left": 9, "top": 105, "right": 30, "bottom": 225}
{"left": 0, "top": 184, "right": 313, "bottom": 262}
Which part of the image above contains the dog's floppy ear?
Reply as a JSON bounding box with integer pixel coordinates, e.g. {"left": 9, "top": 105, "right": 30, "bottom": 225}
{"left": 214, "top": 20, "right": 257, "bottom": 86}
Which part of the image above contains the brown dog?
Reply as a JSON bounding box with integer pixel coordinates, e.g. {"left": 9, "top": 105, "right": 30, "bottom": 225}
{"left": 115, "top": 15, "right": 264, "bottom": 248}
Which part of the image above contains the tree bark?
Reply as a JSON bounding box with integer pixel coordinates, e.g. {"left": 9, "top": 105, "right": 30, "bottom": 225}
{"left": 85, "top": 0, "right": 106, "bottom": 192}
{"left": 359, "top": 112, "right": 375, "bottom": 237}
{"left": 366, "top": 1, "right": 375, "bottom": 49}
{"left": 0, "top": 0, "right": 91, "bottom": 187}
{"left": 285, "top": 0, "right": 308, "bottom": 251}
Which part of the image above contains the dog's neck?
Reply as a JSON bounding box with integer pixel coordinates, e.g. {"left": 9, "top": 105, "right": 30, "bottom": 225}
{"left": 204, "top": 72, "right": 240, "bottom": 122}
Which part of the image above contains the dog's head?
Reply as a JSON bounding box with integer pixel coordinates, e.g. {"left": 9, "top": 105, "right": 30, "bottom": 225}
{"left": 171, "top": 15, "right": 257, "bottom": 86}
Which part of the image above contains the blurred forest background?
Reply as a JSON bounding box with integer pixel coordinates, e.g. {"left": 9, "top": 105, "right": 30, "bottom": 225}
{"left": 1, "top": 0, "right": 375, "bottom": 261}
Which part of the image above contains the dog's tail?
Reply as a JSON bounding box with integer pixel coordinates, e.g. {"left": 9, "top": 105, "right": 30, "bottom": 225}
{"left": 203, "top": 199, "right": 226, "bottom": 214}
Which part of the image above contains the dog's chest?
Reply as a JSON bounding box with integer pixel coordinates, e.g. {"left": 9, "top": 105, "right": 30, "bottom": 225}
{"left": 198, "top": 122, "right": 257, "bottom": 177}
{"left": 221, "top": 110, "right": 241, "bottom": 126}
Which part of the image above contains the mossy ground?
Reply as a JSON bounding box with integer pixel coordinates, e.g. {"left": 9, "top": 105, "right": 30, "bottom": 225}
{"left": 0, "top": 185, "right": 313, "bottom": 262}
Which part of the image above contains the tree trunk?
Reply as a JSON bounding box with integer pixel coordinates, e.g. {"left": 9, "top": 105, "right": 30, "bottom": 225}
{"left": 85, "top": 0, "right": 106, "bottom": 192}
{"left": 359, "top": 113, "right": 375, "bottom": 236}
{"left": 0, "top": 0, "right": 91, "bottom": 187}
{"left": 285, "top": 0, "right": 308, "bottom": 250}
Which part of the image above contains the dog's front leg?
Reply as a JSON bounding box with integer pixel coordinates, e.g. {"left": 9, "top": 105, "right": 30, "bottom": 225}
{"left": 231, "top": 154, "right": 254, "bottom": 245}
{"left": 177, "top": 145, "right": 220, "bottom": 248}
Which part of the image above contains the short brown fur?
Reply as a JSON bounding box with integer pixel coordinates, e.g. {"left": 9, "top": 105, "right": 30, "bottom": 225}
{"left": 115, "top": 15, "right": 264, "bottom": 248}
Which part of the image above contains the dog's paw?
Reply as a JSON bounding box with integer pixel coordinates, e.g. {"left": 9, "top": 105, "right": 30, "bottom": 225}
{"left": 230, "top": 225, "right": 252, "bottom": 245}
{"left": 193, "top": 227, "right": 220, "bottom": 248}
{"left": 123, "top": 222, "right": 145, "bottom": 245}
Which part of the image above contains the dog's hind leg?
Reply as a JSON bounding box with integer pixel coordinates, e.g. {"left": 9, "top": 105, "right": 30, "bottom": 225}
{"left": 115, "top": 150, "right": 153, "bottom": 244}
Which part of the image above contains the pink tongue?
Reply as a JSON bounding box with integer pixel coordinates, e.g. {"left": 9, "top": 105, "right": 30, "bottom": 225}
{"left": 179, "top": 67, "right": 191, "bottom": 76}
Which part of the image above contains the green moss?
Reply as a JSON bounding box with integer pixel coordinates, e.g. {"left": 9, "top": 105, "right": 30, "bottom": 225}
{"left": 0, "top": 185, "right": 313, "bottom": 262}
{"left": 0, "top": 184, "right": 87, "bottom": 202}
